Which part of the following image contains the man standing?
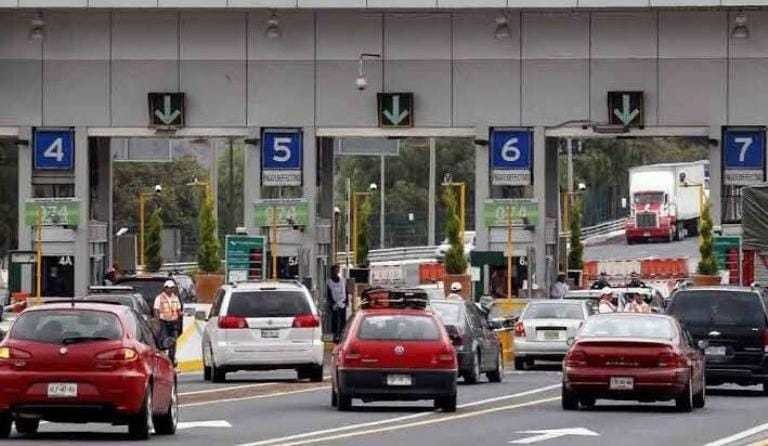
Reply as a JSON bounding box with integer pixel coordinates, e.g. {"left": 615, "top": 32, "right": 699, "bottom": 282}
{"left": 154, "top": 280, "right": 182, "bottom": 365}
{"left": 550, "top": 274, "right": 570, "bottom": 299}
{"left": 327, "top": 265, "right": 349, "bottom": 342}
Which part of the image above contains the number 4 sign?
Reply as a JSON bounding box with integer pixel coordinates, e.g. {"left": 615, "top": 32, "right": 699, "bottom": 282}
{"left": 490, "top": 128, "right": 533, "bottom": 186}
{"left": 723, "top": 127, "right": 766, "bottom": 186}
{"left": 33, "top": 129, "right": 75, "bottom": 171}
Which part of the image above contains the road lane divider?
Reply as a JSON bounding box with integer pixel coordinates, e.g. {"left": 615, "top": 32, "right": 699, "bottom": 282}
{"left": 705, "top": 422, "right": 768, "bottom": 446}
{"left": 180, "top": 386, "right": 330, "bottom": 408}
{"left": 238, "top": 384, "right": 562, "bottom": 446}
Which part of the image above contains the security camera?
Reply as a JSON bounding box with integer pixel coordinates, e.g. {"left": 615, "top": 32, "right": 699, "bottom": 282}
{"left": 333, "top": 206, "right": 341, "bottom": 215}
{"left": 115, "top": 227, "right": 129, "bottom": 237}
{"left": 154, "top": 184, "right": 163, "bottom": 193}
{"left": 355, "top": 76, "right": 368, "bottom": 91}
{"left": 577, "top": 182, "right": 587, "bottom": 191}
{"left": 369, "top": 183, "right": 378, "bottom": 191}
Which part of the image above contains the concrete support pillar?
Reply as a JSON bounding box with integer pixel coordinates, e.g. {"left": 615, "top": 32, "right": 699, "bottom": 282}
{"left": 709, "top": 126, "right": 722, "bottom": 226}
{"left": 533, "top": 126, "right": 547, "bottom": 290}
{"left": 474, "top": 128, "right": 490, "bottom": 252}
{"left": 243, "top": 130, "right": 261, "bottom": 230}
{"left": 302, "top": 128, "right": 318, "bottom": 293}
{"left": 74, "top": 127, "right": 90, "bottom": 297}
{"left": 16, "top": 128, "right": 32, "bottom": 293}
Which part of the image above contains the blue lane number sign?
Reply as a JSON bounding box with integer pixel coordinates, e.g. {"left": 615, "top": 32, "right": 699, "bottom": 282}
{"left": 34, "top": 129, "right": 75, "bottom": 171}
{"left": 723, "top": 127, "right": 766, "bottom": 186}
{"left": 261, "top": 128, "right": 303, "bottom": 187}
{"left": 490, "top": 128, "right": 533, "bottom": 186}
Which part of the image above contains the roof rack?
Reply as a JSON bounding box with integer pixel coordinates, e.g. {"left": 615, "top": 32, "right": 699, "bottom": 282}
{"left": 360, "top": 287, "right": 429, "bottom": 310}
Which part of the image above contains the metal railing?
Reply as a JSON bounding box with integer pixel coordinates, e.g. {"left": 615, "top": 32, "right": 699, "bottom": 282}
{"left": 580, "top": 218, "right": 627, "bottom": 240}
{"left": 337, "top": 246, "right": 439, "bottom": 264}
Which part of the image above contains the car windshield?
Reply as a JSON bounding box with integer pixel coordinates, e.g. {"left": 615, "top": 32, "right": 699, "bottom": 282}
{"left": 523, "top": 303, "right": 584, "bottom": 320}
{"left": 634, "top": 192, "right": 664, "bottom": 205}
{"left": 11, "top": 310, "right": 123, "bottom": 344}
{"left": 580, "top": 316, "right": 675, "bottom": 340}
{"left": 227, "top": 291, "right": 310, "bottom": 318}
{"left": 430, "top": 302, "right": 463, "bottom": 325}
{"left": 667, "top": 291, "right": 767, "bottom": 327}
{"left": 358, "top": 315, "right": 440, "bottom": 341}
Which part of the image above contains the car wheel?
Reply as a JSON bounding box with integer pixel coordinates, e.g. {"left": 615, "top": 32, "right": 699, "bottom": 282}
{"left": 763, "top": 380, "right": 768, "bottom": 397}
{"left": 464, "top": 351, "right": 481, "bottom": 384}
{"left": 0, "top": 413, "right": 10, "bottom": 439}
{"left": 153, "top": 380, "right": 178, "bottom": 435}
{"left": 486, "top": 350, "right": 504, "bottom": 383}
{"left": 128, "top": 386, "right": 153, "bottom": 440}
{"left": 14, "top": 418, "right": 39, "bottom": 435}
{"left": 308, "top": 365, "right": 324, "bottom": 383}
{"left": 676, "top": 375, "right": 694, "bottom": 413}
{"left": 514, "top": 357, "right": 525, "bottom": 371}
{"left": 693, "top": 378, "right": 706, "bottom": 409}
{"left": 202, "top": 345, "right": 212, "bottom": 381}
{"left": 436, "top": 394, "right": 457, "bottom": 413}
{"left": 561, "top": 384, "right": 579, "bottom": 411}
{"left": 337, "top": 392, "right": 352, "bottom": 411}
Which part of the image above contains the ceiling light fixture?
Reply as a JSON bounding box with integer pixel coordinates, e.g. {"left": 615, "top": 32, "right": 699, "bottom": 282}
{"left": 28, "top": 11, "right": 46, "bottom": 42}
{"left": 494, "top": 12, "right": 510, "bottom": 40}
{"left": 732, "top": 13, "right": 750, "bottom": 39}
{"left": 265, "top": 10, "right": 281, "bottom": 39}
{"left": 355, "top": 53, "right": 381, "bottom": 91}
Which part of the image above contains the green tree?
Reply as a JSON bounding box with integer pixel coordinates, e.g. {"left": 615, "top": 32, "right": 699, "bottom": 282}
{"left": 697, "top": 201, "right": 719, "bottom": 275}
{"left": 355, "top": 196, "right": 373, "bottom": 267}
{"left": 568, "top": 199, "right": 584, "bottom": 270}
{"left": 217, "top": 143, "right": 245, "bottom": 243}
{"left": 197, "top": 187, "right": 221, "bottom": 273}
{"left": 144, "top": 208, "right": 163, "bottom": 273}
{"left": 442, "top": 187, "right": 467, "bottom": 275}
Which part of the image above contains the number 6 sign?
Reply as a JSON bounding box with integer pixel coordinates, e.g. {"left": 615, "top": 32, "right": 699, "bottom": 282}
{"left": 33, "top": 129, "right": 75, "bottom": 171}
{"left": 490, "top": 128, "right": 533, "bottom": 186}
{"left": 261, "top": 128, "right": 303, "bottom": 187}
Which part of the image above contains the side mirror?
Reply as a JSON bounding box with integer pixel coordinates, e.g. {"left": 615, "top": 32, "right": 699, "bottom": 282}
{"left": 445, "top": 325, "right": 462, "bottom": 346}
{"left": 697, "top": 340, "right": 709, "bottom": 350}
{"left": 566, "top": 337, "right": 576, "bottom": 347}
{"left": 195, "top": 310, "right": 208, "bottom": 321}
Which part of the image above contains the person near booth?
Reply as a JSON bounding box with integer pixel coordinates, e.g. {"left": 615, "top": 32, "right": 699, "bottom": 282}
{"left": 154, "top": 280, "right": 182, "bottom": 365}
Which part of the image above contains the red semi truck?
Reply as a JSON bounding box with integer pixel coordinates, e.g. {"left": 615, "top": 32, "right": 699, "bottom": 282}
{"left": 625, "top": 161, "right": 709, "bottom": 244}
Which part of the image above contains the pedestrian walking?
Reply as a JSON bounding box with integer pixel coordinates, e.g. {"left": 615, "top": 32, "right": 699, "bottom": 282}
{"left": 327, "top": 265, "right": 349, "bottom": 342}
{"left": 550, "top": 273, "right": 570, "bottom": 299}
{"left": 154, "top": 280, "right": 182, "bottom": 365}
{"left": 447, "top": 282, "right": 464, "bottom": 300}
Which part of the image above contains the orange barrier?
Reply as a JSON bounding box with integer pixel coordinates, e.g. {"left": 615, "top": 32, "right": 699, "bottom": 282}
{"left": 641, "top": 258, "right": 689, "bottom": 279}
{"left": 582, "top": 261, "right": 599, "bottom": 282}
{"left": 583, "top": 258, "right": 690, "bottom": 284}
{"left": 419, "top": 262, "right": 445, "bottom": 284}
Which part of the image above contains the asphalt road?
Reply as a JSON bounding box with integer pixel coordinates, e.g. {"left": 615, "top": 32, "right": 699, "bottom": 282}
{"left": 5, "top": 365, "right": 768, "bottom": 446}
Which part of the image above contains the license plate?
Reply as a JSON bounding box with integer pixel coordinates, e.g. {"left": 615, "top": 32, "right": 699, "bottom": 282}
{"left": 261, "top": 329, "right": 280, "bottom": 338}
{"left": 609, "top": 377, "right": 634, "bottom": 391}
{"left": 47, "top": 383, "right": 77, "bottom": 398}
{"left": 706, "top": 346, "right": 727, "bottom": 357}
{"left": 386, "top": 374, "right": 412, "bottom": 386}
{"left": 542, "top": 331, "right": 562, "bottom": 341}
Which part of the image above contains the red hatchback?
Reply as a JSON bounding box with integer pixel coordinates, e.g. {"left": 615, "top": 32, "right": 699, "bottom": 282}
{"left": 331, "top": 289, "right": 458, "bottom": 412}
{"left": 0, "top": 302, "right": 178, "bottom": 439}
{"left": 562, "top": 313, "right": 705, "bottom": 412}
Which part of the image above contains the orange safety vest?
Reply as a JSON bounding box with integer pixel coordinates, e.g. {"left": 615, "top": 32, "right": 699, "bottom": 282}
{"left": 155, "top": 293, "right": 181, "bottom": 321}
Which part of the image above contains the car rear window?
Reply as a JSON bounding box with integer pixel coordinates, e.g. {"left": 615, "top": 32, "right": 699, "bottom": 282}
{"left": 11, "top": 310, "right": 123, "bottom": 344}
{"left": 357, "top": 315, "right": 441, "bottom": 341}
{"left": 581, "top": 316, "right": 675, "bottom": 340}
{"left": 523, "top": 303, "right": 584, "bottom": 320}
{"left": 667, "top": 291, "right": 767, "bottom": 327}
{"left": 430, "top": 302, "right": 463, "bottom": 325}
{"left": 226, "top": 291, "right": 310, "bottom": 318}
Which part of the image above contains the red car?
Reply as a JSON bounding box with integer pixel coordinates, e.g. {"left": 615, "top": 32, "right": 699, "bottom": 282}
{"left": 562, "top": 313, "right": 705, "bottom": 412}
{"left": 0, "top": 301, "right": 178, "bottom": 439}
{"left": 331, "top": 288, "right": 459, "bottom": 412}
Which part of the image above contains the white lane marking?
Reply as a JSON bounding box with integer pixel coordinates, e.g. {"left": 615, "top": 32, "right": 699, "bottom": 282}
{"left": 510, "top": 428, "right": 600, "bottom": 444}
{"left": 237, "top": 384, "right": 561, "bottom": 446}
{"left": 266, "top": 397, "right": 561, "bottom": 446}
{"left": 704, "top": 422, "right": 768, "bottom": 446}
{"left": 177, "top": 420, "right": 233, "bottom": 430}
{"left": 180, "top": 386, "right": 330, "bottom": 408}
{"left": 180, "top": 375, "right": 331, "bottom": 396}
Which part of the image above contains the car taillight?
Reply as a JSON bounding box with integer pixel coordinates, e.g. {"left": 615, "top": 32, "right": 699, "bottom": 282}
{"left": 0, "top": 347, "right": 31, "bottom": 360}
{"left": 293, "top": 314, "right": 320, "bottom": 328}
{"left": 657, "top": 351, "right": 687, "bottom": 368}
{"left": 218, "top": 315, "right": 248, "bottom": 329}
{"left": 564, "top": 350, "right": 587, "bottom": 367}
{"left": 436, "top": 346, "right": 456, "bottom": 364}
{"left": 95, "top": 348, "right": 138, "bottom": 363}
{"left": 514, "top": 322, "right": 526, "bottom": 338}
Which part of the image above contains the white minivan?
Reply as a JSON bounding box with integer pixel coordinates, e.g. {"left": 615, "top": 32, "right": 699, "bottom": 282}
{"left": 201, "top": 281, "right": 324, "bottom": 383}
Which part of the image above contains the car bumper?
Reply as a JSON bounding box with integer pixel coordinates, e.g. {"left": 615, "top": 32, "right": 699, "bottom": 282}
{"left": 214, "top": 341, "right": 324, "bottom": 369}
{"left": 705, "top": 364, "right": 768, "bottom": 384}
{"left": 626, "top": 228, "right": 669, "bottom": 239}
{"left": 564, "top": 366, "right": 690, "bottom": 400}
{"left": 0, "top": 369, "right": 148, "bottom": 420}
{"left": 337, "top": 369, "right": 457, "bottom": 401}
{"left": 514, "top": 339, "right": 569, "bottom": 360}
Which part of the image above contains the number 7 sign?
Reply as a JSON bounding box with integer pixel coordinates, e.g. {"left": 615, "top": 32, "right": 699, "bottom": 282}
{"left": 723, "top": 127, "right": 766, "bottom": 186}
{"left": 33, "top": 129, "right": 75, "bottom": 171}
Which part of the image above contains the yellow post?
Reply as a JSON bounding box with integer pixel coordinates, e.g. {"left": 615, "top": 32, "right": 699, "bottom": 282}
{"left": 271, "top": 206, "right": 278, "bottom": 280}
{"left": 139, "top": 193, "right": 145, "bottom": 267}
{"left": 35, "top": 208, "right": 43, "bottom": 299}
{"left": 506, "top": 205, "right": 513, "bottom": 299}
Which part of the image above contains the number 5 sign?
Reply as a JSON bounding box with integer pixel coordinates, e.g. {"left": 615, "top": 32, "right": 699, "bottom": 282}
{"left": 33, "top": 129, "right": 75, "bottom": 171}
{"left": 723, "top": 127, "right": 766, "bottom": 186}
{"left": 261, "top": 128, "right": 303, "bottom": 187}
{"left": 490, "top": 128, "right": 533, "bottom": 186}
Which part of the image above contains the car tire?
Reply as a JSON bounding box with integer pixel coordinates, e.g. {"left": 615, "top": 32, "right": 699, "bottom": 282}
{"left": 212, "top": 363, "right": 227, "bottom": 383}
{"left": 486, "top": 350, "right": 504, "bottom": 383}
{"left": 308, "top": 365, "right": 324, "bottom": 383}
{"left": 436, "top": 394, "right": 457, "bottom": 413}
{"left": 128, "top": 386, "right": 153, "bottom": 440}
{"left": 153, "top": 381, "right": 178, "bottom": 435}
{"left": 514, "top": 357, "right": 525, "bottom": 371}
{"left": 14, "top": 418, "right": 39, "bottom": 435}
{"left": 202, "top": 345, "right": 212, "bottom": 381}
{"left": 763, "top": 380, "right": 768, "bottom": 397}
{"left": 561, "top": 385, "right": 579, "bottom": 411}
{"left": 464, "top": 351, "right": 481, "bottom": 384}
{"left": 676, "top": 375, "right": 694, "bottom": 413}
{"left": 337, "top": 392, "right": 352, "bottom": 411}
{"left": 0, "top": 413, "right": 10, "bottom": 439}
{"left": 331, "top": 388, "right": 339, "bottom": 408}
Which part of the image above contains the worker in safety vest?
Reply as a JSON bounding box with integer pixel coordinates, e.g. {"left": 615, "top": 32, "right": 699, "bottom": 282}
{"left": 154, "top": 280, "right": 182, "bottom": 365}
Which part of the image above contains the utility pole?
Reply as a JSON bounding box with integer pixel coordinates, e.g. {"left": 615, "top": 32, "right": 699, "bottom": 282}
{"left": 506, "top": 205, "right": 513, "bottom": 299}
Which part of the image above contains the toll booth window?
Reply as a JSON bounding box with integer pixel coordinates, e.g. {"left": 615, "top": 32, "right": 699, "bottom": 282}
{"left": 33, "top": 184, "right": 74, "bottom": 198}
